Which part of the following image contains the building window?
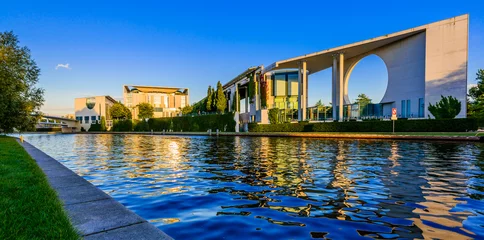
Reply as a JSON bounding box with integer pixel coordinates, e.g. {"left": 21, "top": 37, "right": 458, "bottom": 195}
{"left": 76, "top": 116, "right": 82, "bottom": 124}
{"left": 84, "top": 116, "right": 89, "bottom": 124}
{"left": 154, "top": 95, "right": 161, "bottom": 105}
{"left": 419, "top": 98, "right": 424, "bottom": 118}
{"left": 287, "top": 73, "right": 298, "bottom": 96}
{"left": 406, "top": 100, "right": 411, "bottom": 118}
{"left": 181, "top": 96, "right": 186, "bottom": 108}
{"left": 401, "top": 100, "right": 406, "bottom": 118}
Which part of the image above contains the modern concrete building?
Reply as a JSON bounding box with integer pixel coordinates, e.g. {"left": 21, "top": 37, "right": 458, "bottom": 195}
{"left": 225, "top": 14, "right": 469, "bottom": 125}
{"left": 74, "top": 95, "right": 117, "bottom": 131}
{"left": 123, "top": 85, "right": 189, "bottom": 120}
{"left": 262, "top": 14, "right": 469, "bottom": 121}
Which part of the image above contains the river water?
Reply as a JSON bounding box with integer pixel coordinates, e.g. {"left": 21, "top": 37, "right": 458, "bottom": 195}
{"left": 22, "top": 134, "right": 484, "bottom": 239}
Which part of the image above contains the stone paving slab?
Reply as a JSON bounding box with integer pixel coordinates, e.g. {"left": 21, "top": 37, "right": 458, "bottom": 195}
{"left": 56, "top": 184, "right": 111, "bottom": 205}
{"left": 84, "top": 222, "right": 172, "bottom": 240}
{"left": 65, "top": 198, "right": 145, "bottom": 235}
{"left": 17, "top": 140, "right": 172, "bottom": 239}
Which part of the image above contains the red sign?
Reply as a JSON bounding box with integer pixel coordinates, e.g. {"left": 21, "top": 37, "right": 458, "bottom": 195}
{"left": 392, "top": 108, "right": 397, "bottom": 116}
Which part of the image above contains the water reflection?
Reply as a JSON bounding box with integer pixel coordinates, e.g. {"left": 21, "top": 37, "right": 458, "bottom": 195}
{"left": 23, "top": 134, "right": 484, "bottom": 239}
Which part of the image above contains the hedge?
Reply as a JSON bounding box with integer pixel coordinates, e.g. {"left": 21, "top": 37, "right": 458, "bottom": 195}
{"left": 112, "top": 119, "right": 133, "bottom": 132}
{"left": 249, "top": 118, "right": 478, "bottom": 133}
{"left": 148, "top": 113, "right": 236, "bottom": 132}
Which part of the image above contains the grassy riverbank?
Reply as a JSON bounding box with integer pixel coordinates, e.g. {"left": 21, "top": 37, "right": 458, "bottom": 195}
{"left": 0, "top": 136, "right": 79, "bottom": 239}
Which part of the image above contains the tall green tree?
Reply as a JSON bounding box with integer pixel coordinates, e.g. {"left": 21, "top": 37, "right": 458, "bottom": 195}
{"left": 110, "top": 102, "right": 131, "bottom": 120}
{"left": 215, "top": 81, "right": 227, "bottom": 113}
{"left": 0, "top": 31, "right": 44, "bottom": 133}
{"left": 181, "top": 105, "right": 193, "bottom": 115}
{"left": 428, "top": 95, "right": 461, "bottom": 119}
{"left": 468, "top": 69, "right": 484, "bottom": 118}
{"left": 137, "top": 102, "right": 154, "bottom": 119}
{"left": 355, "top": 94, "right": 372, "bottom": 116}
{"left": 206, "top": 86, "right": 213, "bottom": 112}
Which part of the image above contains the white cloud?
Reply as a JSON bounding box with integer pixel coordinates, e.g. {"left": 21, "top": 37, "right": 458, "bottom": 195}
{"left": 468, "top": 83, "right": 477, "bottom": 90}
{"left": 55, "top": 63, "right": 71, "bottom": 70}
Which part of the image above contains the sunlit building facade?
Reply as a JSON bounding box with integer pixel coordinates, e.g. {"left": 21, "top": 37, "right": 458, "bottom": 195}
{"left": 123, "top": 85, "right": 189, "bottom": 120}
{"left": 74, "top": 95, "right": 116, "bottom": 131}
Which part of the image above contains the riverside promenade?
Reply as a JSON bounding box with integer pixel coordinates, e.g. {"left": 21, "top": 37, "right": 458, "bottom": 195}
{"left": 17, "top": 139, "right": 172, "bottom": 240}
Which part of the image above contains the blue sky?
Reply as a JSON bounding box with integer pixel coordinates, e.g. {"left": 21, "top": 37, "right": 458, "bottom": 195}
{"left": 2, "top": 0, "right": 483, "bottom": 115}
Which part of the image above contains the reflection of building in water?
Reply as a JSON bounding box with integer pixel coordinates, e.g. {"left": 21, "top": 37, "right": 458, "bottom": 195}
{"left": 329, "top": 140, "right": 354, "bottom": 220}
{"left": 379, "top": 141, "right": 426, "bottom": 239}
{"left": 410, "top": 143, "right": 475, "bottom": 239}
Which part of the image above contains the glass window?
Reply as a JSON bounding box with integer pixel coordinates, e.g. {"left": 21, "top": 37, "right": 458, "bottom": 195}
{"left": 287, "top": 73, "right": 299, "bottom": 96}
{"left": 154, "top": 95, "right": 161, "bottom": 105}
{"left": 419, "top": 98, "right": 424, "bottom": 118}
{"left": 76, "top": 116, "right": 82, "bottom": 124}
{"left": 406, "top": 100, "right": 411, "bottom": 118}
{"left": 401, "top": 100, "right": 406, "bottom": 118}
{"left": 91, "top": 116, "right": 97, "bottom": 121}
{"left": 274, "top": 73, "right": 286, "bottom": 97}
{"left": 181, "top": 96, "right": 186, "bottom": 108}
{"left": 84, "top": 116, "right": 89, "bottom": 124}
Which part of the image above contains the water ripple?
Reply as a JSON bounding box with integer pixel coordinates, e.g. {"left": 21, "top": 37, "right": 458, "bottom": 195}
{"left": 23, "top": 134, "right": 484, "bottom": 239}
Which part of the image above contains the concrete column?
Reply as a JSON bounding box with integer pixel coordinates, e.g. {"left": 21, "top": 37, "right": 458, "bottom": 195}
{"left": 297, "top": 62, "right": 302, "bottom": 121}
{"left": 235, "top": 84, "right": 239, "bottom": 112}
{"left": 253, "top": 73, "right": 259, "bottom": 111}
{"left": 332, "top": 55, "right": 337, "bottom": 120}
{"left": 245, "top": 86, "right": 248, "bottom": 114}
{"left": 302, "top": 61, "right": 307, "bottom": 121}
{"left": 339, "top": 53, "right": 344, "bottom": 122}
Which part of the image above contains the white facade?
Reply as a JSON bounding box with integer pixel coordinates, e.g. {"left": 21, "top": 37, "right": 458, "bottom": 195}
{"left": 263, "top": 14, "right": 469, "bottom": 120}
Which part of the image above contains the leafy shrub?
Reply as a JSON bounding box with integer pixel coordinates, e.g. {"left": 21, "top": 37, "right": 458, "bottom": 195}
{"left": 268, "top": 108, "right": 280, "bottom": 124}
{"left": 88, "top": 123, "right": 102, "bottom": 132}
{"left": 133, "top": 120, "right": 150, "bottom": 132}
{"left": 112, "top": 120, "right": 133, "bottom": 132}
{"left": 428, "top": 95, "right": 461, "bottom": 119}
{"left": 148, "top": 113, "right": 236, "bottom": 132}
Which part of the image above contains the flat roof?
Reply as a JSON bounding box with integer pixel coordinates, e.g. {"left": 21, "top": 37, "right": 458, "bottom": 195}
{"left": 222, "top": 66, "right": 261, "bottom": 90}
{"left": 263, "top": 14, "right": 468, "bottom": 74}
{"left": 40, "top": 115, "right": 78, "bottom": 122}
{"left": 124, "top": 85, "right": 189, "bottom": 94}
{"left": 75, "top": 95, "right": 117, "bottom": 103}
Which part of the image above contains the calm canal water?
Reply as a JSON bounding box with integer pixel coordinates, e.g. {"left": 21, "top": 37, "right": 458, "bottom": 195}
{"left": 23, "top": 134, "right": 484, "bottom": 239}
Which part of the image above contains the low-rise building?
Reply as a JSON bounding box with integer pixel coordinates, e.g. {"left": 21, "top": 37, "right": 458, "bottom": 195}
{"left": 123, "top": 85, "right": 189, "bottom": 120}
{"left": 74, "top": 96, "right": 117, "bottom": 131}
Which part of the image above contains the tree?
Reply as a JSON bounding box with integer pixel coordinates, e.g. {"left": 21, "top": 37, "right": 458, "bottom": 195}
{"left": 468, "top": 69, "right": 484, "bottom": 118}
{"left": 215, "top": 81, "right": 227, "bottom": 113}
{"left": 110, "top": 102, "right": 131, "bottom": 120}
{"left": 206, "top": 86, "right": 213, "bottom": 112}
{"left": 137, "top": 102, "right": 154, "bottom": 119}
{"left": 210, "top": 86, "right": 216, "bottom": 112}
{"left": 428, "top": 95, "right": 461, "bottom": 119}
{"left": 0, "top": 31, "right": 44, "bottom": 133}
{"left": 355, "top": 94, "right": 372, "bottom": 116}
{"left": 181, "top": 105, "right": 193, "bottom": 115}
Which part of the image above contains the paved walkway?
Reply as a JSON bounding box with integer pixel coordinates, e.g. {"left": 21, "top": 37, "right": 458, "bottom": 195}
{"left": 18, "top": 140, "right": 172, "bottom": 240}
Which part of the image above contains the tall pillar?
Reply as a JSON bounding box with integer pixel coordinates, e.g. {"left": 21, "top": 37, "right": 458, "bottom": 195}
{"left": 235, "top": 84, "right": 239, "bottom": 112}
{"left": 245, "top": 86, "right": 249, "bottom": 114}
{"left": 253, "top": 73, "right": 259, "bottom": 111}
{"left": 338, "top": 53, "right": 344, "bottom": 122}
{"left": 297, "top": 62, "right": 302, "bottom": 121}
{"left": 302, "top": 61, "right": 307, "bottom": 121}
{"left": 332, "top": 55, "right": 338, "bottom": 120}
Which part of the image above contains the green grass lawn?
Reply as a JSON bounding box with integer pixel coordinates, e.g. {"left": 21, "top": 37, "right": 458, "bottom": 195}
{"left": 0, "top": 136, "right": 79, "bottom": 239}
